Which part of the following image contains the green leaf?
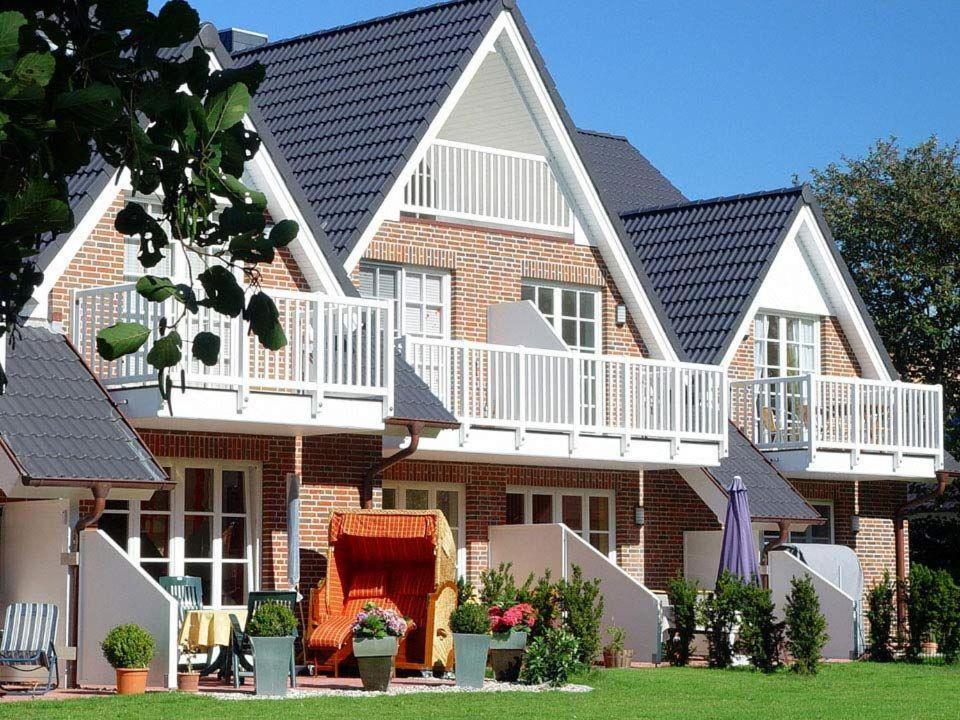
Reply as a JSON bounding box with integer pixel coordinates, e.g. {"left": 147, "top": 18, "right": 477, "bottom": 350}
{"left": 212, "top": 173, "right": 266, "bottom": 211}
{"left": 208, "top": 63, "right": 266, "bottom": 96}
{"left": 12, "top": 52, "right": 55, "bottom": 88}
{"left": 269, "top": 220, "right": 298, "bottom": 248}
{"left": 2, "top": 179, "right": 71, "bottom": 234}
{"left": 136, "top": 275, "right": 177, "bottom": 301}
{"left": 152, "top": 0, "right": 200, "bottom": 47}
{"left": 96, "top": 322, "right": 150, "bottom": 361}
{"left": 192, "top": 331, "right": 220, "bottom": 367}
{"left": 198, "top": 265, "right": 245, "bottom": 317}
{"left": 205, "top": 82, "right": 250, "bottom": 135}
{"left": 0, "top": 11, "right": 26, "bottom": 70}
{"left": 244, "top": 292, "right": 286, "bottom": 351}
{"left": 147, "top": 330, "right": 182, "bottom": 369}
{"left": 54, "top": 83, "right": 122, "bottom": 129}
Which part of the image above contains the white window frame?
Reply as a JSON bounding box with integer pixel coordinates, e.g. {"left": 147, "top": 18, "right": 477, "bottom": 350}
{"left": 790, "top": 500, "right": 834, "bottom": 544}
{"left": 504, "top": 486, "right": 616, "bottom": 561}
{"left": 381, "top": 480, "right": 466, "bottom": 576}
{"left": 521, "top": 279, "right": 601, "bottom": 354}
{"left": 359, "top": 261, "right": 451, "bottom": 340}
{"left": 99, "top": 459, "right": 262, "bottom": 609}
{"left": 754, "top": 312, "right": 820, "bottom": 379}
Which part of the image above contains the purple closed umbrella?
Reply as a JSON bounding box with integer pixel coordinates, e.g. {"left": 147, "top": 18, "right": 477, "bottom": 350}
{"left": 717, "top": 475, "right": 760, "bottom": 584}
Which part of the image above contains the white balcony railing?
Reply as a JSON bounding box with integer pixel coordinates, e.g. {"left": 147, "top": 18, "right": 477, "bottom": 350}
{"left": 72, "top": 284, "right": 394, "bottom": 412}
{"left": 404, "top": 337, "right": 727, "bottom": 450}
{"left": 730, "top": 374, "right": 943, "bottom": 463}
{"left": 402, "top": 139, "right": 575, "bottom": 234}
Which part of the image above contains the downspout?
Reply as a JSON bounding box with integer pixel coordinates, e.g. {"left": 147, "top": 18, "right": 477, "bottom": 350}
{"left": 894, "top": 472, "right": 950, "bottom": 641}
{"left": 67, "top": 482, "right": 111, "bottom": 688}
{"left": 762, "top": 520, "right": 792, "bottom": 563}
{"left": 362, "top": 422, "right": 424, "bottom": 509}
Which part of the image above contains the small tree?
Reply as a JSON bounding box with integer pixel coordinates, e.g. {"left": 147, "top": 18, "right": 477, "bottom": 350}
{"left": 666, "top": 574, "right": 699, "bottom": 666}
{"left": 557, "top": 565, "right": 604, "bottom": 666}
{"left": 867, "top": 572, "right": 895, "bottom": 662}
{"left": 785, "top": 575, "right": 828, "bottom": 675}
{"left": 701, "top": 571, "right": 744, "bottom": 669}
{"left": 738, "top": 582, "right": 783, "bottom": 673}
{"left": 907, "top": 564, "right": 944, "bottom": 660}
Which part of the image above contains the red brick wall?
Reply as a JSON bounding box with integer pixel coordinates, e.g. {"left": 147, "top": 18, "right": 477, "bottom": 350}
{"left": 383, "top": 459, "right": 642, "bottom": 584}
{"left": 643, "top": 470, "right": 721, "bottom": 590}
{"left": 360, "top": 217, "right": 648, "bottom": 356}
{"left": 49, "top": 190, "right": 309, "bottom": 330}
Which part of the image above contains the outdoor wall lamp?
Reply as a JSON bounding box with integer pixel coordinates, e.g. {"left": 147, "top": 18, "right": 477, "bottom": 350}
{"left": 635, "top": 505, "right": 645, "bottom": 526}
{"left": 615, "top": 304, "right": 627, "bottom": 325}
{"left": 850, "top": 515, "right": 861, "bottom": 534}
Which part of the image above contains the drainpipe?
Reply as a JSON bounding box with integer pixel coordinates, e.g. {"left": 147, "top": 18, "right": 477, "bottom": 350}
{"left": 762, "top": 520, "right": 792, "bottom": 563}
{"left": 362, "top": 422, "right": 424, "bottom": 509}
{"left": 67, "top": 482, "right": 111, "bottom": 689}
{"left": 894, "top": 472, "right": 950, "bottom": 641}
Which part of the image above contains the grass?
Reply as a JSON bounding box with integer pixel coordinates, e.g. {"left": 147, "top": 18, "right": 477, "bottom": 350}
{"left": 5, "top": 663, "right": 960, "bottom": 720}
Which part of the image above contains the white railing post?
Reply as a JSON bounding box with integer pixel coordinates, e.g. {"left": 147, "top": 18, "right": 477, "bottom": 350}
{"left": 807, "top": 374, "right": 817, "bottom": 464}
{"left": 671, "top": 366, "right": 682, "bottom": 458}
{"left": 936, "top": 385, "right": 944, "bottom": 469}
{"left": 384, "top": 304, "right": 395, "bottom": 417}
{"left": 621, "top": 361, "right": 633, "bottom": 456}
{"left": 849, "top": 381, "right": 860, "bottom": 468}
{"left": 460, "top": 343, "right": 470, "bottom": 445}
{"left": 893, "top": 383, "right": 903, "bottom": 470}
{"left": 312, "top": 296, "right": 324, "bottom": 417}
{"left": 237, "top": 313, "right": 249, "bottom": 414}
{"left": 516, "top": 346, "right": 526, "bottom": 449}
{"left": 571, "top": 354, "right": 581, "bottom": 452}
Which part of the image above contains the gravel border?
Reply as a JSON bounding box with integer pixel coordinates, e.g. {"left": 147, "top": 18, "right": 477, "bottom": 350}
{"left": 207, "top": 681, "right": 593, "bottom": 700}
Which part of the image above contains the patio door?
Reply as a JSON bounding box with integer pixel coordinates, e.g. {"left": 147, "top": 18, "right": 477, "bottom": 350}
{"left": 504, "top": 487, "right": 615, "bottom": 560}
{"left": 381, "top": 481, "right": 466, "bottom": 576}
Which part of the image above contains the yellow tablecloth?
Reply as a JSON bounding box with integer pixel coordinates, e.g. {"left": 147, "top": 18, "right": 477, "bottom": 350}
{"left": 178, "top": 609, "right": 247, "bottom": 650}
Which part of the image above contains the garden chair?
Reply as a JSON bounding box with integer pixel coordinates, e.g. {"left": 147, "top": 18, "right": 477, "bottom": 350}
{"left": 159, "top": 576, "right": 204, "bottom": 668}
{"left": 229, "top": 591, "right": 298, "bottom": 688}
{"left": 306, "top": 509, "right": 457, "bottom": 676}
{"left": 0, "top": 603, "right": 59, "bottom": 695}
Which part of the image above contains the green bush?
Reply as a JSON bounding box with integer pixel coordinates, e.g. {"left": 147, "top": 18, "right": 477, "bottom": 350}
{"left": 738, "top": 583, "right": 783, "bottom": 673}
{"left": 247, "top": 602, "right": 298, "bottom": 637}
{"left": 450, "top": 602, "right": 489, "bottom": 635}
{"left": 666, "top": 574, "right": 699, "bottom": 666}
{"left": 529, "top": 569, "right": 560, "bottom": 640}
{"left": 557, "top": 565, "right": 604, "bottom": 665}
{"left": 604, "top": 625, "right": 626, "bottom": 655}
{"left": 101, "top": 624, "right": 156, "bottom": 669}
{"left": 519, "top": 627, "right": 581, "bottom": 687}
{"left": 456, "top": 576, "right": 476, "bottom": 606}
{"left": 479, "top": 562, "right": 534, "bottom": 607}
{"left": 907, "top": 564, "right": 944, "bottom": 660}
{"left": 938, "top": 578, "right": 960, "bottom": 664}
{"left": 867, "top": 572, "right": 895, "bottom": 662}
{"left": 785, "top": 574, "right": 828, "bottom": 675}
{"left": 701, "top": 571, "right": 745, "bottom": 669}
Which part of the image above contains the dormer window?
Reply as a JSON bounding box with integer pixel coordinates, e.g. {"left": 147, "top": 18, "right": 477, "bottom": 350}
{"left": 754, "top": 313, "right": 818, "bottom": 378}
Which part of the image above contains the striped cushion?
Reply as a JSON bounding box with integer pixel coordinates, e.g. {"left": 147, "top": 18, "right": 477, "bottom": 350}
{"left": 389, "top": 565, "right": 435, "bottom": 597}
{"left": 307, "top": 615, "right": 355, "bottom": 650}
{"left": 0, "top": 603, "right": 58, "bottom": 658}
{"left": 346, "top": 570, "right": 388, "bottom": 600}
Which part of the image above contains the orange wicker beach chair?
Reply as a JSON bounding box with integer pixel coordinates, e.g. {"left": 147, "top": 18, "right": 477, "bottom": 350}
{"left": 306, "top": 509, "right": 457, "bottom": 676}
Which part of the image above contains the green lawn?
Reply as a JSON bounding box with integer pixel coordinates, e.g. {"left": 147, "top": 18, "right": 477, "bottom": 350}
{"left": 5, "top": 663, "right": 960, "bottom": 720}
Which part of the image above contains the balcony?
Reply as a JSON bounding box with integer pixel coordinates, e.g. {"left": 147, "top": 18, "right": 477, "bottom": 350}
{"left": 400, "top": 337, "right": 728, "bottom": 467}
{"left": 402, "top": 140, "right": 575, "bottom": 235}
{"left": 72, "top": 284, "right": 394, "bottom": 434}
{"left": 730, "top": 375, "right": 944, "bottom": 479}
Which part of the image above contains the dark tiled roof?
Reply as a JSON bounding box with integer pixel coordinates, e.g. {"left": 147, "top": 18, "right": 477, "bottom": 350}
{"left": 620, "top": 187, "right": 804, "bottom": 365}
{"left": 0, "top": 326, "right": 167, "bottom": 486}
{"left": 942, "top": 449, "right": 960, "bottom": 476}
{"left": 392, "top": 356, "right": 458, "bottom": 426}
{"left": 234, "top": 0, "right": 504, "bottom": 258}
{"left": 711, "top": 424, "right": 821, "bottom": 522}
{"left": 575, "top": 129, "right": 686, "bottom": 215}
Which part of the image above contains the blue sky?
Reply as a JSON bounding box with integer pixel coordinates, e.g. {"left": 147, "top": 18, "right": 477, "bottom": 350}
{"left": 180, "top": 0, "right": 960, "bottom": 200}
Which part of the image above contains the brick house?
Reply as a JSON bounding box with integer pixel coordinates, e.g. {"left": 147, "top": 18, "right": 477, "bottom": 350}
{"left": 0, "top": 0, "right": 950, "bottom": 686}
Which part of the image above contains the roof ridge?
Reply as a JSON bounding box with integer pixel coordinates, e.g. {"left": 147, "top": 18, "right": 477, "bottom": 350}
{"left": 233, "top": 0, "right": 504, "bottom": 57}
{"left": 620, "top": 185, "right": 804, "bottom": 218}
{"left": 576, "top": 127, "right": 630, "bottom": 143}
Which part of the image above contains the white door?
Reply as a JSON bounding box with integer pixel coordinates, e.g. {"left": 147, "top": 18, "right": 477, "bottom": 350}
{"left": 382, "top": 482, "right": 466, "bottom": 576}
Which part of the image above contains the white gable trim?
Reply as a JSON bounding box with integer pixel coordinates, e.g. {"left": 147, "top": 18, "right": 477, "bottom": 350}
{"left": 719, "top": 204, "right": 893, "bottom": 380}
{"left": 343, "top": 11, "right": 679, "bottom": 361}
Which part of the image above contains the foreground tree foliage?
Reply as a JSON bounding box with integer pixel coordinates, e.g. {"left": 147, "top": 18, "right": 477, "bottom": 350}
{"left": 0, "top": 0, "right": 297, "bottom": 397}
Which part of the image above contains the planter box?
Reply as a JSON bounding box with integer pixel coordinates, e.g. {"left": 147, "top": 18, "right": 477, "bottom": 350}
{"left": 250, "top": 636, "right": 295, "bottom": 696}
{"left": 353, "top": 636, "right": 399, "bottom": 692}
{"left": 489, "top": 631, "right": 527, "bottom": 682}
{"left": 453, "top": 633, "right": 491, "bottom": 689}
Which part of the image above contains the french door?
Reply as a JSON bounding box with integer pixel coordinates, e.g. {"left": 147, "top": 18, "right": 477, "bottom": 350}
{"left": 382, "top": 481, "right": 466, "bottom": 576}
{"left": 504, "top": 487, "right": 615, "bottom": 560}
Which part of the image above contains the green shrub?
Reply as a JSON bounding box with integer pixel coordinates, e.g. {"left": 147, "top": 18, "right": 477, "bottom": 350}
{"left": 738, "top": 582, "right": 783, "bottom": 673}
{"left": 519, "top": 627, "right": 581, "bottom": 687}
{"left": 666, "top": 574, "right": 699, "bottom": 666}
{"left": 785, "top": 574, "right": 828, "bottom": 675}
{"left": 907, "top": 564, "right": 944, "bottom": 660}
{"left": 479, "top": 562, "right": 534, "bottom": 607}
{"left": 701, "top": 571, "right": 745, "bottom": 669}
{"left": 529, "top": 569, "right": 560, "bottom": 640}
{"left": 867, "top": 572, "right": 895, "bottom": 662}
{"left": 450, "top": 602, "right": 489, "bottom": 635}
{"left": 456, "top": 576, "right": 476, "bottom": 606}
{"left": 101, "top": 624, "right": 156, "bottom": 669}
{"left": 604, "top": 625, "right": 626, "bottom": 655}
{"left": 247, "top": 602, "right": 298, "bottom": 637}
{"left": 938, "top": 578, "right": 960, "bottom": 664}
{"left": 557, "top": 565, "right": 604, "bottom": 665}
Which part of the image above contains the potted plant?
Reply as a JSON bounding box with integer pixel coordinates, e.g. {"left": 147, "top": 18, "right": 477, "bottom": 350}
{"left": 352, "top": 602, "right": 409, "bottom": 692}
{"left": 602, "top": 626, "right": 633, "bottom": 668}
{"left": 101, "top": 624, "right": 155, "bottom": 696}
{"left": 451, "top": 602, "right": 491, "bottom": 688}
{"left": 488, "top": 602, "right": 536, "bottom": 682}
{"left": 247, "top": 601, "right": 298, "bottom": 696}
{"left": 176, "top": 642, "right": 201, "bottom": 692}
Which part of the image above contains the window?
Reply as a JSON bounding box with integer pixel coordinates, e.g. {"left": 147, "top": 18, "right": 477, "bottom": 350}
{"left": 503, "top": 487, "right": 615, "bottom": 559}
{"left": 382, "top": 481, "right": 465, "bottom": 575}
{"left": 754, "top": 314, "right": 818, "bottom": 378}
{"left": 359, "top": 263, "right": 450, "bottom": 339}
{"left": 521, "top": 281, "right": 599, "bottom": 353}
{"left": 97, "top": 461, "right": 257, "bottom": 608}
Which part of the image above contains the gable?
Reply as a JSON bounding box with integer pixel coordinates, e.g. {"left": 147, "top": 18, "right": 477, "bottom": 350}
{"left": 754, "top": 227, "right": 831, "bottom": 317}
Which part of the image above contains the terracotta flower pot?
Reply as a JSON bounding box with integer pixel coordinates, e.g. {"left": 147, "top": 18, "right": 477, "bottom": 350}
{"left": 115, "top": 668, "right": 149, "bottom": 696}
{"left": 177, "top": 671, "right": 200, "bottom": 693}
{"left": 602, "top": 648, "right": 633, "bottom": 668}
